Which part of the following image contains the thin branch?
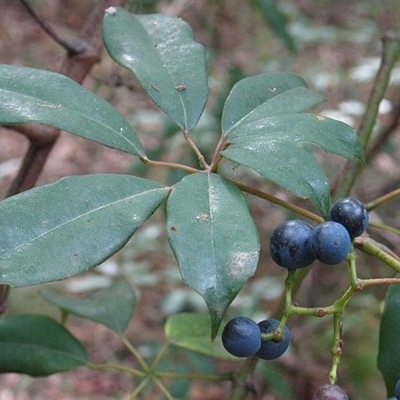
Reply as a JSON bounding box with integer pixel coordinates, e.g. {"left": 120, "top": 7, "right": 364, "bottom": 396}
{"left": 19, "top": 0, "right": 84, "bottom": 56}
{"left": 334, "top": 31, "right": 400, "bottom": 198}
{"left": 6, "top": 142, "right": 54, "bottom": 197}
{"left": 365, "top": 187, "right": 400, "bottom": 211}
{"left": 366, "top": 97, "right": 400, "bottom": 161}
{"left": 229, "top": 179, "right": 324, "bottom": 223}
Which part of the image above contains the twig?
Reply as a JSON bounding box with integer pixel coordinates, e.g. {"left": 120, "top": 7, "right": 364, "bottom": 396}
{"left": 333, "top": 31, "right": 400, "bottom": 198}
{"left": 366, "top": 97, "right": 400, "bottom": 161}
{"left": 19, "top": 0, "right": 84, "bottom": 56}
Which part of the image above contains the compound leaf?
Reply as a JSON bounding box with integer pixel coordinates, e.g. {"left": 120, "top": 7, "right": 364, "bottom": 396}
{"left": 0, "top": 64, "right": 145, "bottom": 158}
{"left": 103, "top": 7, "right": 208, "bottom": 132}
{"left": 0, "top": 174, "right": 168, "bottom": 287}
{"left": 378, "top": 282, "right": 400, "bottom": 397}
{"left": 41, "top": 280, "right": 136, "bottom": 333}
{"left": 166, "top": 173, "right": 259, "bottom": 339}
{"left": 0, "top": 314, "right": 88, "bottom": 376}
{"left": 165, "top": 313, "right": 235, "bottom": 360}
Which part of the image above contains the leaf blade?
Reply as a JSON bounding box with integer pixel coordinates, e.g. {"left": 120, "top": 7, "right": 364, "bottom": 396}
{"left": 378, "top": 282, "right": 400, "bottom": 397}
{"left": 41, "top": 280, "right": 137, "bottom": 333}
{"left": 222, "top": 72, "right": 325, "bottom": 134}
{"left": 103, "top": 8, "right": 208, "bottom": 131}
{"left": 0, "top": 174, "right": 168, "bottom": 287}
{"left": 166, "top": 173, "right": 260, "bottom": 338}
{"left": 165, "top": 313, "right": 236, "bottom": 360}
{"left": 0, "top": 314, "right": 88, "bottom": 376}
{"left": 0, "top": 64, "right": 145, "bottom": 157}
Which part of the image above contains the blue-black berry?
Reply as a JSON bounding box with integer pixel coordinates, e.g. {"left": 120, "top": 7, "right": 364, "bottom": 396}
{"left": 312, "top": 221, "right": 351, "bottom": 265}
{"left": 328, "top": 197, "right": 369, "bottom": 238}
{"left": 256, "top": 319, "right": 291, "bottom": 360}
{"left": 312, "top": 383, "right": 348, "bottom": 399}
{"left": 221, "top": 317, "right": 261, "bottom": 357}
{"left": 269, "top": 220, "right": 316, "bottom": 269}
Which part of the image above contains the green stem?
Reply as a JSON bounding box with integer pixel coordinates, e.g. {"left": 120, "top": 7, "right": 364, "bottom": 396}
{"left": 130, "top": 376, "right": 151, "bottom": 399}
{"left": 120, "top": 334, "right": 149, "bottom": 372}
{"left": 354, "top": 237, "right": 400, "bottom": 271}
{"left": 152, "top": 375, "right": 174, "bottom": 400}
{"left": 156, "top": 371, "right": 233, "bottom": 382}
{"left": 149, "top": 342, "right": 170, "bottom": 371}
{"left": 369, "top": 221, "right": 400, "bottom": 236}
{"left": 88, "top": 362, "right": 145, "bottom": 377}
{"left": 348, "top": 248, "right": 359, "bottom": 289}
{"left": 329, "top": 313, "right": 343, "bottom": 384}
{"left": 366, "top": 187, "right": 400, "bottom": 211}
{"left": 335, "top": 31, "right": 400, "bottom": 198}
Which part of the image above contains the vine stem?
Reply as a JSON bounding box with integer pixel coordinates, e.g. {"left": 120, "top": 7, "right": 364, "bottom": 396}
{"left": 141, "top": 156, "right": 200, "bottom": 174}
{"left": 228, "top": 179, "right": 324, "bottom": 223}
{"left": 19, "top": 0, "right": 84, "bottom": 55}
{"left": 369, "top": 221, "right": 400, "bottom": 236}
{"left": 335, "top": 31, "right": 400, "bottom": 198}
{"left": 329, "top": 313, "right": 343, "bottom": 384}
{"left": 354, "top": 236, "right": 400, "bottom": 271}
{"left": 366, "top": 187, "right": 400, "bottom": 211}
{"left": 88, "top": 362, "right": 145, "bottom": 377}
{"left": 119, "top": 334, "right": 150, "bottom": 372}
{"left": 182, "top": 130, "right": 210, "bottom": 169}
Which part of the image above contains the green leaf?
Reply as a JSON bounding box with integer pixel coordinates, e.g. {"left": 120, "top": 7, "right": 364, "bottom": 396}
{"left": 222, "top": 94, "right": 364, "bottom": 215}
{"left": 40, "top": 280, "right": 136, "bottom": 333}
{"left": 0, "top": 314, "right": 88, "bottom": 376}
{"left": 165, "top": 313, "right": 236, "bottom": 360}
{"left": 0, "top": 174, "right": 168, "bottom": 287}
{"left": 103, "top": 7, "right": 208, "bottom": 131}
{"left": 222, "top": 72, "right": 325, "bottom": 134}
{"left": 378, "top": 282, "right": 400, "bottom": 397}
{"left": 0, "top": 64, "right": 145, "bottom": 158}
{"left": 166, "top": 173, "right": 260, "bottom": 338}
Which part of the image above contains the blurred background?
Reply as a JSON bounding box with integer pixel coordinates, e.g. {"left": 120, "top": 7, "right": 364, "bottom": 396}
{"left": 0, "top": 1, "right": 400, "bottom": 399}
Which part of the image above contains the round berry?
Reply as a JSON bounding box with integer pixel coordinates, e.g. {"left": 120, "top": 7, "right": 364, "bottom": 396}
{"left": 312, "top": 383, "right": 348, "bottom": 399}
{"left": 269, "top": 220, "right": 316, "bottom": 269}
{"left": 312, "top": 221, "right": 351, "bottom": 265}
{"left": 395, "top": 378, "right": 400, "bottom": 399}
{"left": 221, "top": 317, "right": 261, "bottom": 357}
{"left": 328, "top": 197, "right": 369, "bottom": 238}
{"left": 256, "top": 319, "right": 291, "bottom": 360}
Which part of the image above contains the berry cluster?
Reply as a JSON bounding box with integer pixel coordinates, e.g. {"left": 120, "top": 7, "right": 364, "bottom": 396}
{"left": 269, "top": 198, "right": 368, "bottom": 269}
{"left": 221, "top": 316, "right": 290, "bottom": 360}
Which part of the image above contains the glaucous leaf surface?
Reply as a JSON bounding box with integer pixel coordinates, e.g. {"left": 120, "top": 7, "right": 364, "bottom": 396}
{"left": 103, "top": 7, "right": 208, "bottom": 132}
{"left": 41, "top": 280, "right": 136, "bottom": 333}
{"left": 165, "top": 313, "right": 236, "bottom": 360}
{"left": 0, "top": 174, "right": 168, "bottom": 287}
{"left": 166, "top": 173, "right": 260, "bottom": 338}
{"left": 0, "top": 64, "right": 144, "bottom": 157}
{"left": 0, "top": 314, "right": 88, "bottom": 376}
{"left": 378, "top": 282, "right": 400, "bottom": 397}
